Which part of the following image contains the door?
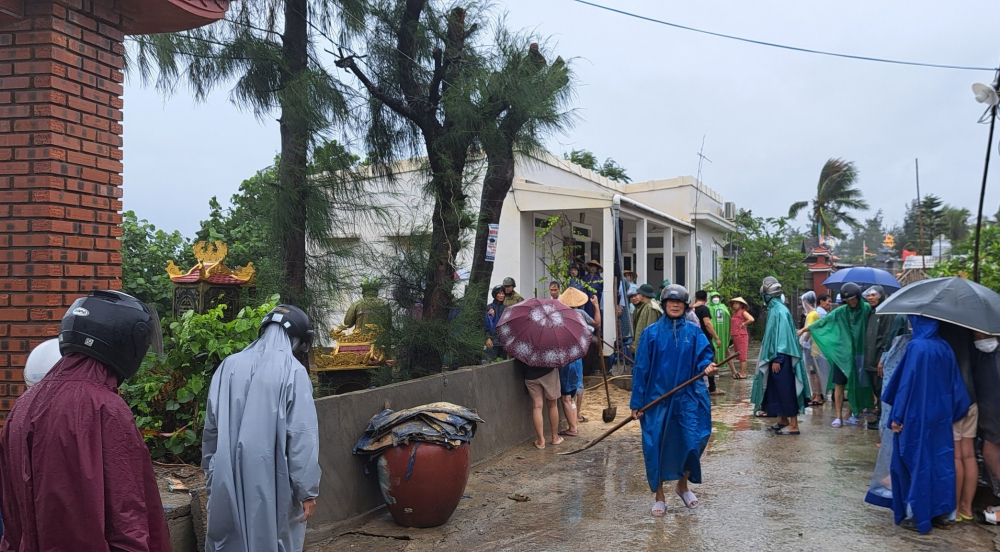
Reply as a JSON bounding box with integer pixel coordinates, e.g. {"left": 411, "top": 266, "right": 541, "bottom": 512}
{"left": 674, "top": 254, "right": 687, "bottom": 287}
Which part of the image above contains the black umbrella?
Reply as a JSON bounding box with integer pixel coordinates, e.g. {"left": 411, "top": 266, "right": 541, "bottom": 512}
{"left": 876, "top": 277, "right": 1000, "bottom": 334}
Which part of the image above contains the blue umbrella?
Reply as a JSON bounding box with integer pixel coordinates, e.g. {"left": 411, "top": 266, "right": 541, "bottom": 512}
{"left": 823, "top": 267, "right": 901, "bottom": 293}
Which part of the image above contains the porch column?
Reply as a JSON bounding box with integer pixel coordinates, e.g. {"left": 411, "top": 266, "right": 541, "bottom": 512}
{"left": 690, "top": 233, "right": 698, "bottom": 291}
{"left": 635, "top": 217, "right": 647, "bottom": 285}
{"left": 601, "top": 208, "right": 614, "bottom": 354}
{"left": 664, "top": 227, "right": 674, "bottom": 285}
{"left": 518, "top": 209, "right": 533, "bottom": 298}
{"left": 0, "top": 0, "right": 128, "bottom": 420}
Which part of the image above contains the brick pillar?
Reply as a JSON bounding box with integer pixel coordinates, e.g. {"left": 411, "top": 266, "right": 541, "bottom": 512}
{"left": 0, "top": 0, "right": 126, "bottom": 421}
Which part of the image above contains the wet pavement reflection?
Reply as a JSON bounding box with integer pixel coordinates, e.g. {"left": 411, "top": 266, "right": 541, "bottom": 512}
{"left": 317, "top": 369, "right": 1000, "bottom": 551}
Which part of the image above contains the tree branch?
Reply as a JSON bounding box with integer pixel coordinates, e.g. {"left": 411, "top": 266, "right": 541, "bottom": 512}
{"left": 335, "top": 53, "right": 421, "bottom": 124}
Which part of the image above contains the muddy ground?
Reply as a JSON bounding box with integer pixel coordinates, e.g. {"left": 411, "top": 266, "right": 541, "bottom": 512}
{"left": 314, "top": 366, "right": 1000, "bottom": 552}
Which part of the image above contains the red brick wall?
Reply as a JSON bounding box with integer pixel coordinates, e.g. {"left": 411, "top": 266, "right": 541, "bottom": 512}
{"left": 0, "top": 0, "right": 126, "bottom": 420}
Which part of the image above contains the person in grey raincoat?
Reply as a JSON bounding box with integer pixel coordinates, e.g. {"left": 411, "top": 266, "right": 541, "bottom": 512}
{"left": 203, "top": 304, "right": 322, "bottom": 552}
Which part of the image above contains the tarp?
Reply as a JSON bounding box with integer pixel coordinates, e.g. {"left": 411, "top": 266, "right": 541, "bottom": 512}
{"left": 354, "top": 402, "right": 484, "bottom": 458}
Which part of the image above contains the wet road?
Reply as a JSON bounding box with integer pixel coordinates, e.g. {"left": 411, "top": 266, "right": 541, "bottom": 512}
{"left": 316, "top": 371, "right": 1000, "bottom": 551}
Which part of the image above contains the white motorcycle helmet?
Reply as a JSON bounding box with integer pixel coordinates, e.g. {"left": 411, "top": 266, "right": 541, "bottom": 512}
{"left": 24, "top": 338, "right": 61, "bottom": 388}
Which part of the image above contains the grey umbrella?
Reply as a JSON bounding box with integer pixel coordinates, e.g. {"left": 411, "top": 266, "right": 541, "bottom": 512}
{"left": 876, "top": 277, "right": 1000, "bottom": 334}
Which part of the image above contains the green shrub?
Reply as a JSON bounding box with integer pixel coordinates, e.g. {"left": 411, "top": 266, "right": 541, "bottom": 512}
{"left": 121, "top": 297, "right": 278, "bottom": 462}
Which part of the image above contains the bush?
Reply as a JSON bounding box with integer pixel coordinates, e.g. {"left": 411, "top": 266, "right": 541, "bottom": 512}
{"left": 121, "top": 297, "right": 278, "bottom": 462}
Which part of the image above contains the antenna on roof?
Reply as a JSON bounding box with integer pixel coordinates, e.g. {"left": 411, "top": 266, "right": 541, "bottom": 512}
{"left": 693, "top": 136, "right": 711, "bottom": 289}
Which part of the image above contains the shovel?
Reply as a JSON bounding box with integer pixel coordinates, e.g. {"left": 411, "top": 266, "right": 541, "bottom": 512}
{"left": 598, "top": 337, "right": 617, "bottom": 423}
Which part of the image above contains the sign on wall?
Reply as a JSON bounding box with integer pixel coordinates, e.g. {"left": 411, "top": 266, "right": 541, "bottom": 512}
{"left": 485, "top": 224, "right": 499, "bottom": 262}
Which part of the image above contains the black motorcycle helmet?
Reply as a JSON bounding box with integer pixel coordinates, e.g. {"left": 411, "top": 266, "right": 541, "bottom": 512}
{"left": 840, "top": 282, "right": 863, "bottom": 302}
{"left": 260, "top": 304, "right": 314, "bottom": 354}
{"left": 59, "top": 290, "right": 163, "bottom": 381}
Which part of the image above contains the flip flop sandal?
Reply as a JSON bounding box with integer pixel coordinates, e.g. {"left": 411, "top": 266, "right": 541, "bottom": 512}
{"left": 831, "top": 419, "right": 842, "bottom": 428}
{"left": 550, "top": 436, "right": 564, "bottom": 446}
{"left": 651, "top": 501, "right": 666, "bottom": 517}
{"left": 774, "top": 429, "right": 801, "bottom": 435}
{"left": 533, "top": 440, "right": 545, "bottom": 450}
{"left": 558, "top": 430, "right": 579, "bottom": 437}
{"left": 675, "top": 489, "right": 698, "bottom": 509}
{"left": 754, "top": 411, "right": 772, "bottom": 418}
{"left": 770, "top": 423, "right": 788, "bottom": 431}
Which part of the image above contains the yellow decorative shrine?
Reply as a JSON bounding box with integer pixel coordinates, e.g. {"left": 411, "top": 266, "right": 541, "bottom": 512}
{"left": 165, "top": 241, "right": 256, "bottom": 320}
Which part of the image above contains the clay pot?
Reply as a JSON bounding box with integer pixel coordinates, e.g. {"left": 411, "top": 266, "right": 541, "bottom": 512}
{"left": 377, "top": 441, "right": 471, "bottom": 528}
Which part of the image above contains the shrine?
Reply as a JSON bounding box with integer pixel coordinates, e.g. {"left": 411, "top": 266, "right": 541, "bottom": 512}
{"left": 0, "top": 0, "right": 230, "bottom": 419}
{"left": 166, "top": 241, "right": 255, "bottom": 320}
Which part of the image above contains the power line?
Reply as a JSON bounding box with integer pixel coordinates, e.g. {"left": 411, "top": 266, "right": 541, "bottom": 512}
{"left": 573, "top": 0, "right": 998, "bottom": 72}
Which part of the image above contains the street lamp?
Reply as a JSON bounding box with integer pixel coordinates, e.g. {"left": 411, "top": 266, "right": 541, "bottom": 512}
{"left": 972, "top": 78, "right": 1000, "bottom": 283}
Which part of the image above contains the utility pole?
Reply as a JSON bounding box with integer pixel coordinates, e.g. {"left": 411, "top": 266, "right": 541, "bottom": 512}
{"left": 974, "top": 70, "right": 1000, "bottom": 283}
{"left": 915, "top": 159, "right": 926, "bottom": 271}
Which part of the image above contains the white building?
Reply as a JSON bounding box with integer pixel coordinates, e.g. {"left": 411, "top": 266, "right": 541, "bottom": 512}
{"left": 330, "top": 152, "right": 737, "bottom": 350}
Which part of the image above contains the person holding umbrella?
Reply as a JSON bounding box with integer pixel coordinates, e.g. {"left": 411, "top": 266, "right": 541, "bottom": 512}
{"left": 496, "top": 297, "right": 593, "bottom": 450}
{"left": 630, "top": 285, "right": 719, "bottom": 516}
{"left": 803, "top": 282, "right": 873, "bottom": 428}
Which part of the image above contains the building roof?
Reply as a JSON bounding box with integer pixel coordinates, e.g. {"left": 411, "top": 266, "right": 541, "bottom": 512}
{"left": 122, "top": 0, "right": 230, "bottom": 35}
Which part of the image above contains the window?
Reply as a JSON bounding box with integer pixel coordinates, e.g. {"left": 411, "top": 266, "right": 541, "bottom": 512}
{"left": 712, "top": 248, "right": 719, "bottom": 281}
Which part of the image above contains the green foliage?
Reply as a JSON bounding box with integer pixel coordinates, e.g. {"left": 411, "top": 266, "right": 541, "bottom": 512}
{"left": 563, "top": 149, "right": 631, "bottom": 183}
{"left": 934, "top": 225, "right": 1000, "bottom": 291}
{"left": 788, "top": 158, "right": 868, "bottom": 240}
{"left": 121, "top": 211, "right": 194, "bottom": 315}
{"left": 121, "top": 298, "right": 278, "bottom": 462}
{"left": 898, "top": 195, "right": 970, "bottom": 254}
{"left": 531, "top": 214, "right": 599, "bottom": 294}
{"left": 712, "top": 211, "right": 808, "bottom": 318}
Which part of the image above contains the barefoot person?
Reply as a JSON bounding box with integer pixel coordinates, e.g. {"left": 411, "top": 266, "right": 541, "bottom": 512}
{"left": 751, "top": 278, "right": 809, "bottom": 435}
{"left": 728, "top": 297, "right": 754, "bottom": 378}
{"left": 631, "top": 285, "right": 719, "bottom": 517}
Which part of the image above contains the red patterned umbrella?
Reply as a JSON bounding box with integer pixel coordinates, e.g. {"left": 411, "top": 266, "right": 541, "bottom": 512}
{"left": 496, "top": 298, "right": 592, "bottom": 368}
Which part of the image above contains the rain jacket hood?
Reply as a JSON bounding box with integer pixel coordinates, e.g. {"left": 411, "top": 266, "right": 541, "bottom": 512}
{"left": 202, "top": 323, "right": 321, "bottom": 552}
{"left": 0, "top": 353, "right": 171, "bottom": 552}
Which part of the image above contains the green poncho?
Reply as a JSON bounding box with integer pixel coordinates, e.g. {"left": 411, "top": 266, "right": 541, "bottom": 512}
{"left": 809, "top": 300, "right": 874, "bottom": 412}
{"left": 751, "top": 296, "right": 810, "bottom": 413}
{"left": 630, "top": 299, "right": 663, "bottom": 355}
{"left": 707, "top": 292, "right": 731, "bottom": 363}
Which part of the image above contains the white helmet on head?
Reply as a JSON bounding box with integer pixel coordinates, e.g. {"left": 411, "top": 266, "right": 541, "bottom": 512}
{"left": 25, "top": 338, "right": 61, "bottom": 388}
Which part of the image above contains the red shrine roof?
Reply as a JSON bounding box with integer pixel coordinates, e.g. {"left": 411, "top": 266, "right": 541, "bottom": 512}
{"left": 122, "top": 0, "right": 230, "bottom": 35}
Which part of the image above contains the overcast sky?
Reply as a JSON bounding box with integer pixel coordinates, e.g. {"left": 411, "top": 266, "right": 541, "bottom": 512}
{"left": 122, "top": 0, "right": 1000, "bottom": 238}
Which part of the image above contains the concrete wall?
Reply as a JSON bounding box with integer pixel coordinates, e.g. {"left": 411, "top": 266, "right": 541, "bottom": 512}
{"left": 307, "top": 359, "right": 546, "bottom": 536}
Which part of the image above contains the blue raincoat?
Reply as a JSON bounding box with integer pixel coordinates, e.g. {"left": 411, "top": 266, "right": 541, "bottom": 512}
{"left": 881, "top": 316, "right": 970, "bottom": 534}
{"left": 630, "top": 316, "right": 714, "bottom": 492}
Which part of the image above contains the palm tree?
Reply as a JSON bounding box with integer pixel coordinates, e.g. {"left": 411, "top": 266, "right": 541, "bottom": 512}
{"left": 941, "top": 206, "right": 971, "bottom": 243}
{"left": 788, "top": 158, "right": 869, "bottom": 240}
